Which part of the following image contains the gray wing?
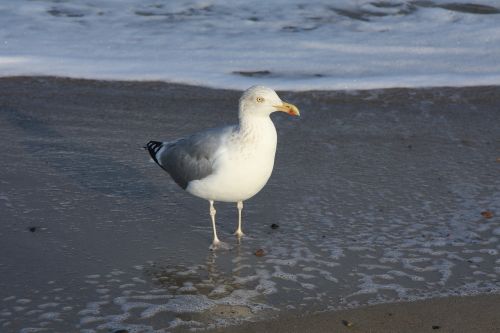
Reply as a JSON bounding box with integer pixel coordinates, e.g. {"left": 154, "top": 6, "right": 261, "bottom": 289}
{"left": 150, "top": 126, "right": 234, "bottom": 189}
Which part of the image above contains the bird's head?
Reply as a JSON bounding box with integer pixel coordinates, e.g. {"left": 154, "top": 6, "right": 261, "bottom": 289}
{"left": 239, "top": 85, "right": 300, "bottom": 119}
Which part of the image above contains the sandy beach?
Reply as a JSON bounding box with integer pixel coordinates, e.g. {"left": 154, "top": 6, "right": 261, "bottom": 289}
{"left": 209, "top": 294, "right": 500, "bottom": 333}
{"left": 0, "top": 76, "right": 499, "bottom": 332}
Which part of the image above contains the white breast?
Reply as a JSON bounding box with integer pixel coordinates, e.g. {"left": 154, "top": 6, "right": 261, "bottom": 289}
{"left": 186, "top": 117, "right": 277, "bottom": 202}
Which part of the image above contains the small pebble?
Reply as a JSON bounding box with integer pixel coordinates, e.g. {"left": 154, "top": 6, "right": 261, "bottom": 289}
{"left": 481, "top": 211, "right": 493, "bottom": 219}
{"left": 432, "top": 325, "right": 441, "bottom": 330}
{"left": 342, "top": 319, "right": 353, "bottom": 327}
{"left": 271, "top": 223, "right": 279, "bottom": 229}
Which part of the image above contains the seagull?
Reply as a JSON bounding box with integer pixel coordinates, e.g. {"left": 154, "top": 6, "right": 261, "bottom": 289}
{"left": 146, "top": 86, "right": 300, "bottom": 249}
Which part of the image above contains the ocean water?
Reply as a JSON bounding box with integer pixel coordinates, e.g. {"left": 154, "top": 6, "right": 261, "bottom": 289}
{"left": 1, "top": 0, "right": 500, "bottom": 90}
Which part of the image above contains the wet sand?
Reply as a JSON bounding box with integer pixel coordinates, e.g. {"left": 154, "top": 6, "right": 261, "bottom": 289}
{"left": 209, "top": 294, "right": 500, "bottom": 333}
{"left": 0, "top": 77, "right": 499, "bottom": 332}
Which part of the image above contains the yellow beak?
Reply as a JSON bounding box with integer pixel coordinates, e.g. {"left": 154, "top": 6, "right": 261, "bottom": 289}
{"left": 273, "top": 102, "right": 300, "bottom": 116}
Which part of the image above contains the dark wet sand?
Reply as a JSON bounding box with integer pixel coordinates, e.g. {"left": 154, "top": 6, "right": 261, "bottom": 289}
{"left": 210, "top": 294, "right": 500, "bottom": 333}
{"left": 0, "top": 77, "right": 499, "bottom": 332}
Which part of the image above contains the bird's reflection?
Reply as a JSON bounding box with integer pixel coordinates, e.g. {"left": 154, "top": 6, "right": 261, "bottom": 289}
{"left": 142, "top": 242, "right": 260, "bottom": 323}
{"left": 144, "top": 241, "right": 248, "bottom": 300}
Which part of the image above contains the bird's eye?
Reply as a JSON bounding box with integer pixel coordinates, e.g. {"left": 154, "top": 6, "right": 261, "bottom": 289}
{"left": 256, "top": 97, "right": 265, "bottom": 103}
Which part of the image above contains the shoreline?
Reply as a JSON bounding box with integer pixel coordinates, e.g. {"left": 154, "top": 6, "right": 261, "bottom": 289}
{"left": 2, "top": 74, "right": 500, "bottom": 93}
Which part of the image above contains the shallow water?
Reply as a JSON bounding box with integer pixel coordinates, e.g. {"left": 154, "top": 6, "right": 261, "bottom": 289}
{"left": 0, "top": 78, "right": 499, "bottom": 332}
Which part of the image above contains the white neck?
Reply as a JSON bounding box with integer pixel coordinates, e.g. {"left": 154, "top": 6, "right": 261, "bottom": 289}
{"left": 238, "top": 112, "right": 275, "bottom": 135}
{"left": 233, "top": 113, "right": 277, "bottom": 158}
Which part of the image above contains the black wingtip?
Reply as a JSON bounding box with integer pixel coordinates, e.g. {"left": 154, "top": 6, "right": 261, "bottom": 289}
{"left": 146, "top": 140, "right": 163, "bottom": 165}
